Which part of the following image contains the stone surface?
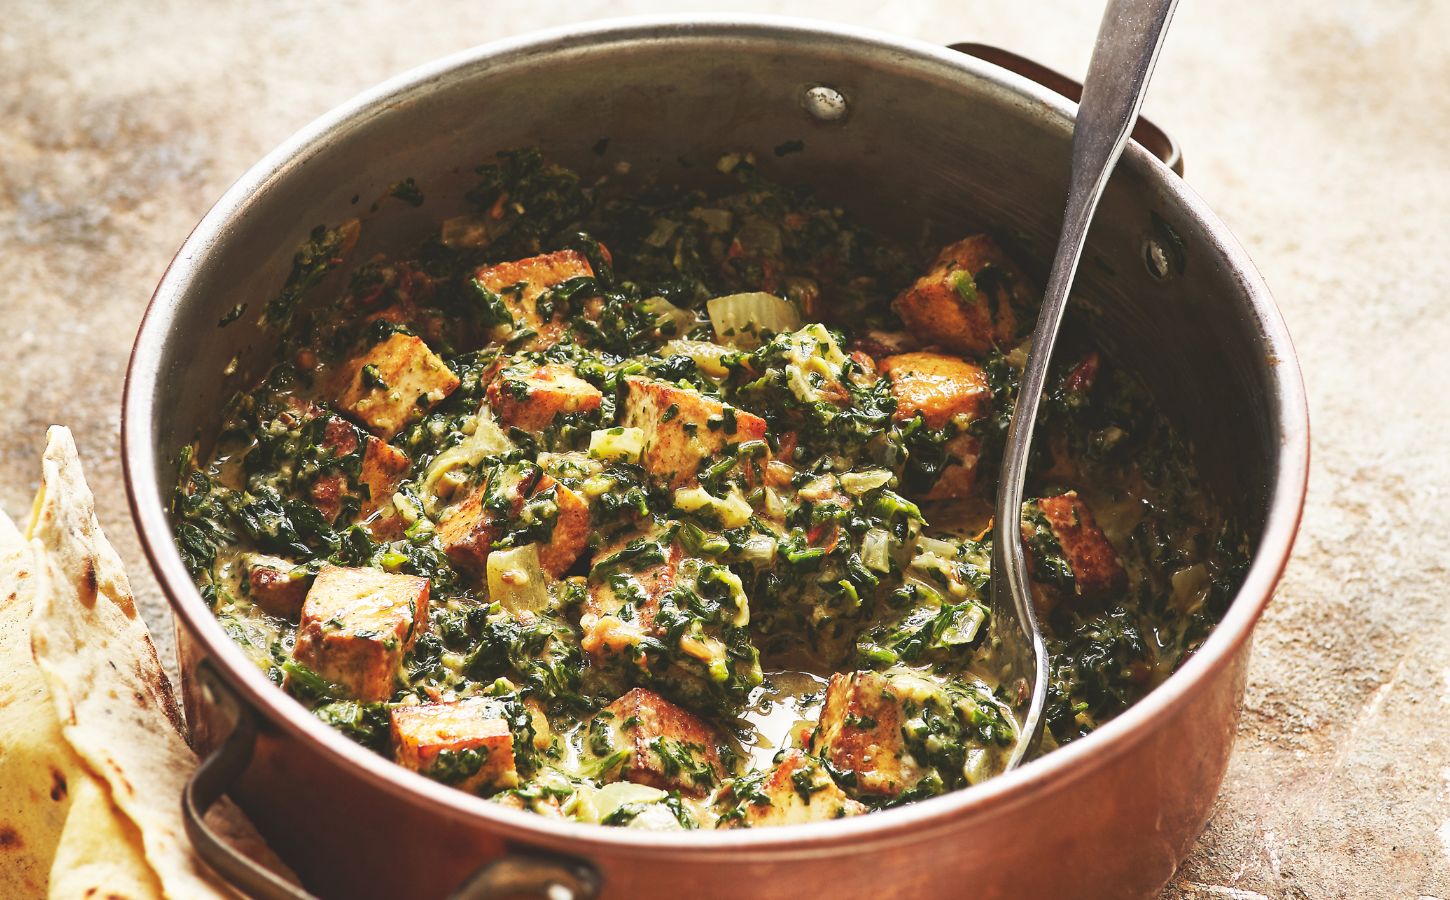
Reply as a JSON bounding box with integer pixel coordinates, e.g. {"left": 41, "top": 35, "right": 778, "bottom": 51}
{"left": 2, "top": 1, "right": 1447, "bottom": 897}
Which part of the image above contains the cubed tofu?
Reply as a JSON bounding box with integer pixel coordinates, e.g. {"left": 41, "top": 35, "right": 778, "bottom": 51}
{"left": 307, "top": 416, "right": 363, "bottom": 522}
{"left": 1022, "top": 491, "right": 1127, "bottom": 603}
{"left": 242, "top": 554, "right": 312, "bottom": 619}
{"left": 621, "top": 376, "right": 769, "bottom": 489}
{"left": 486, "top": 362, "right": 603, "bottom": 433}
{"left": 579, "top": 529, "right": 681, "bottom": 660}
{"left": 390, "top": 698, "right": 518, "bottom": 794}
{"left": 335, "top": 333, "right": 460, "bottom": 439}
{"left": 535, "top": 477, "right": 591, "bottom": 577}
{"left": 437, "top": 465, "right": 531, "bottom": 577}
{"left": 892, "top": 235, "right": 1034, "bottom": 357}
{"left": 475, "top": 249, "right": 595, "bottom": 350}
{"left": 724, "top": 749, "right": 865, "bottom": 827}
{"left": 923, "top": 433, "right": 984, "bottom": 502}
{"left": 812, "top": 671, "right": 922, "bottom": 798}
{"left": 582, "top": 528, "right": 756, "bottom": 699}
{"left": 595, "top": 688, "right": 727, "bottom": 796}
{"left": 880, "top": 352, "right": 991, "bottom": 430}
{"left": 875, "top": 354, "right": 989, "bottom": 501}
{"left": 357, "top": 437, "right": 411, "bottom": 536}
{"left": 290, "top": 566, "right": 430, "bottom": 702}
{"left": 437, "top": 465, "right": 589, "bottom": 581}
{"left": 305, "top": 416, "right": 411, "bottom": 532}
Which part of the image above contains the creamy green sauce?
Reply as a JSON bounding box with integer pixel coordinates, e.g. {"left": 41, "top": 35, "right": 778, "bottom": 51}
{"left": 173, "top": 148, "right": 1247, "bottom": 829}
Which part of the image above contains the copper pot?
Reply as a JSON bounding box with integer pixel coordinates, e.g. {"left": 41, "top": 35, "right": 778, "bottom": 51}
{"left": 122, "top": 16, "right": 1308, "bottom": 900}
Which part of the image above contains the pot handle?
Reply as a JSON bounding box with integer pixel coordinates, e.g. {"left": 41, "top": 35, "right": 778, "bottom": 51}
{"left": 948, "top": 42, "right": 1184, "bottom": 176}
{"left": 183, "top": 660, "right": 601, "bottom": 900}
{"left": 183, "top": 659, "right": 314, "bottom": 900}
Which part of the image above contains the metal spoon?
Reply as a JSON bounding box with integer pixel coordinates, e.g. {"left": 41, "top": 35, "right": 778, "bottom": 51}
{"left": 992, "top": 0, "right": 1180, "bottom": 769}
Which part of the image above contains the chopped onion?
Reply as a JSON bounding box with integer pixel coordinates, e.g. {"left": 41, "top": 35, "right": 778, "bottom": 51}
{"left": 841, "top": 469, "right": 894, "bottom": 495}
{"left": 673, "top": 486, "right": 754, "bottom": 529}
{"left": 589, "top": 426, "right": 645, "bottom": 464}
{"left": 740, "top": 533, "right": 778, "bottom": 566}
{"left": 779, "top": 324, "right": 848, "bottom": 405}
{"left": 962, "top": 747, "right": 994, "bottom": 785}
{"left": 798, "top": 475, "right": 840, "bottom": 502}
{"left": 486, "top": 544, "right": 549, "bottom": 615}
{"left": 706, "top": 292, "right": 802, "bottom": 349}
{"left": 641, "top": 296, "right": 697, "bottom": 339}
{"left": 1172, "top": 563, "right": 1210, "bottom": 606}
{"left": 391, "top": 487, "right": 425, "bottom": 527}
{"left": 421, "top": 411, "right": 512, "bottom": 516}
{"left": 762, "top": 486, "right": 785, "bottom": 520}
{"left": 1005, "top": 338, "right": 1032, "bottom": 370}
{"left": 581, "top": 473, "right": 618, "bottom": 499}
{"left": 662, "top": 339, "right": 736, "bottom": 379}
{"left": 939, "top": 603, "right": 986, "bottom": 647}
{"left": 915, "top": 535, "right": 963, "bottom": 560}
{"left": 590, "top": 782, "right": 668, "bottom": 823}
{"left": 627, "top": 802, "right": 693, "bottom": 831}
{"left": 862, "top": 528, "right": 892, "bottom": 573}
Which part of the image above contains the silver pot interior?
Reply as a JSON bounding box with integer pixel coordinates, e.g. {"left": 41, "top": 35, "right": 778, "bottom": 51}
{"left": 139, "top": 20, "right": 1287, "bottom": 643}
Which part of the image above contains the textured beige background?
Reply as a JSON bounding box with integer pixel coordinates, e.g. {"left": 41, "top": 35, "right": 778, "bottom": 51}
{"left": 2, "top": 1, "right": 1448, "bottom": 897}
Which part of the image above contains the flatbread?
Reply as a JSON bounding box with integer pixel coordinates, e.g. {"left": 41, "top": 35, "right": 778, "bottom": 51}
{"left": 0, "top": 527, "right": 73, "bottom": 898}
{"left": 0, "top": 517, "right": 164, "bottom": 900}
{"left": 47, "top": 774, "right": 164, "bottom": 900}
{"left": 22, "top": 426, "right": 294, "bottom": 898}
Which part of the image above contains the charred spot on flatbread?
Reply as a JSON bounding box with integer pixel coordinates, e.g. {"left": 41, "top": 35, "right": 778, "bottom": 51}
{"left": 0, "top": 825, "right": 23, "bottom": 850}
{"left": 50, "top": 768, "right": 67, "bottom": 802}
{"left": 79, "top": 559, "right": 98, "bottom": 606}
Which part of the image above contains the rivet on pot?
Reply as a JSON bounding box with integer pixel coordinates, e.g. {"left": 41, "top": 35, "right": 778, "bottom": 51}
{"left": 803, "top": 85, "right": 849, "bottom": 122}
{"left": 1143, "top": 238, "right": 1172, "bottom": 280}
{"left": 1144, "top": 211, "right": 1187, "bottom": 280}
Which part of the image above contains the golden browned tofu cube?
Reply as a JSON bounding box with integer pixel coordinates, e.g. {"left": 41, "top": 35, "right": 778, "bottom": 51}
{"left": 892, "top": 235, "right": 1034, "bottom": 357}
{"left": 595, "top": 688, "right": 726, "bottom": 797}
{"left": 303, "top": 416, "right": 410, "bottom": 533}
{"left": 579, "top": 529, "right": 680, "bottom": 660}
{"left": 1022, "top": 491, "right": 1127, "bottom": 604}
{"left": 485, "top": 362, "right": 603, "bottom": 433}
{"left": 357, "top": 437, "right": 411, "bottom": 536}
{"left": 437, "top": 466, "right": 589, "bottom": 581}
{"left": 536, "top": 477, "right": 591, "bottom": 577}
{"left": 922, "top": 433, "right": 984, "bottom": 502}
{"left": 242, "top": 554, "right": 311, "bottom": 619}
{"left": 437, "top": 472, "right": 521, "bottom": 578}
{"left": 290, "top": 566, "right": 430, "bottom": 702}
{"left": 812, "top": 671, "right": 921, "bottom": 798}
{"left": 722, "top": 749, "right": 865, "bottom": 827}
{"left": 621, "top": 376, "right": 769, "bottom": 489}
{"left": 390, "top": 698, "right": 518, "bottom": 794}
{"left": 306, "top": 416, "right": 362, "bottom": 522}
{"left": 335, "top": 333, "right": 460, "bottom": 439}
{"left": 876, "top": 353, "right": 991, "bottom": 501}
{"left": 880, "top": 352, "right": 991, "bottom": 429}
{"left": 475, "top": 249, "right": 594, "bottom": 350}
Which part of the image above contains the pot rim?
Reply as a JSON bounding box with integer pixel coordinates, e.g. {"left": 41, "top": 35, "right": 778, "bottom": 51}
{"left": 122, "top": 13, "right": 1309, "bottom": 858}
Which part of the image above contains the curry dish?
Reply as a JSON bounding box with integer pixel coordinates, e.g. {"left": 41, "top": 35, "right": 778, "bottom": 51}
{"left": 173, "top": 149, "right": 1247, "bottom": 830}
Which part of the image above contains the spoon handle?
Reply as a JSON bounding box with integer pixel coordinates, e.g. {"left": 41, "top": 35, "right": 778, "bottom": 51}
{"left": 993, "top": 0, "right": 1180, "bottom": 766}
